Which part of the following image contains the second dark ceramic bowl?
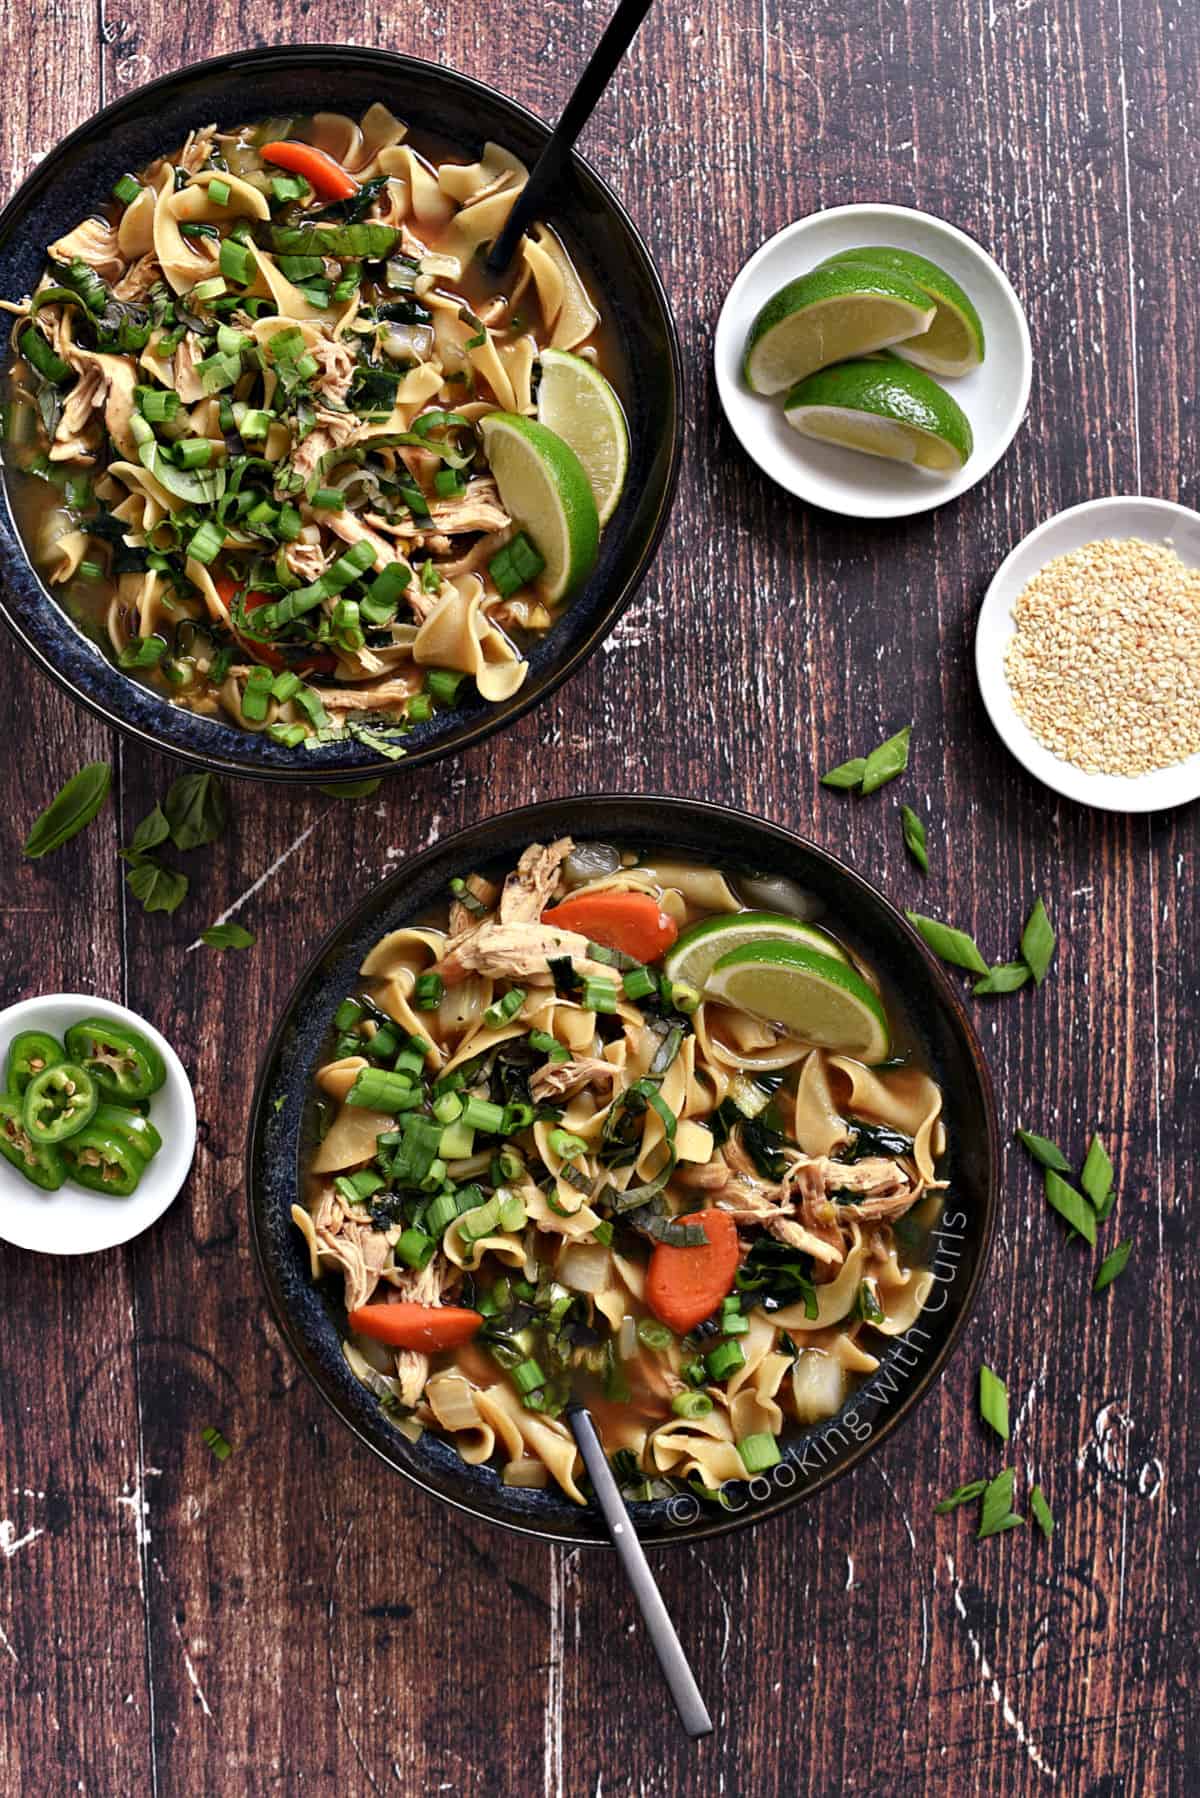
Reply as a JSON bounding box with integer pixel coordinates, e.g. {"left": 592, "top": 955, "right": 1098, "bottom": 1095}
{"left": 247, "top": 796, "right": 999, "bottom": 1547}
{"left": 0, "top": 47, "right": 682, "bottom": 782}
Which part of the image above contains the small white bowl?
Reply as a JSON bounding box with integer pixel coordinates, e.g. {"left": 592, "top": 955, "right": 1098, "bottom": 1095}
{"left": 0, "top": 994, "right": 196, "bottom": 1256}
{"left": 714, "top": 203, "right": 1032, "bottom": 519}
{"left": 975, "top": 495, "right": 1200, "bottom": 812}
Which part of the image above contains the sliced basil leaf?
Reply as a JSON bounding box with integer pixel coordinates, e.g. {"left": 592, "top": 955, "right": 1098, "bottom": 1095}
{"left": 22, "top": 762, "right": 112, "bottom": 859}
{"left": 201, "top": 922, "right": 255, "bottom": 950}
{"left": 164, "top": 772, "right": 227, "bottom": 851}
{"left": 973, "top": 961, "right": 1032, "bottom": 996}
{"left": 125, "top": 855, "right": 188, "bottom": 914}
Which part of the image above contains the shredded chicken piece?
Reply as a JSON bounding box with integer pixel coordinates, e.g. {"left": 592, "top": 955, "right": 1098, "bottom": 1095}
{"left": 309, "top": 336, "right": 356, "bottom": 404}
{"left": 324, "top": 508, "right": 411, "bottom": 581}
{"left": 315, "top": 1220, "right": 391, "bottom": 1312}
{"left": 676, "top": 1153, "right": 731, "bottom": 1192}
{"left": 172, "top": 333, "right": 208, "bottom": 404}
{"left": 820, "top": 1156, "right": 909, "bottom": 1196}
{"left": 311, "top": 1186, "right": 344, "bottom": 1235}
{"left": 436, "top": 921, "right": 614, "bottom": 986}
{"left": 112, "top": 254, "right": 162, "bottom": 302}
{"left": 49, "top": 362, "right": 105, "bottom": 462}
{"left": 839, "top": 1183, "right": 929, "bottom": 1222}
{"left": 310, "top": 677, "right": 420, "bottom": 711}
{"left": 428, "top": 477, "right": 510, "bottom": 537}
{"left": 289, "top": 406, "right": 366, "bottom": 484}
{"left": 48, "top": 216, "right": 125, "bottom": 283}
{"left": 178, "top": 124, "right": 218, "bottom": 175}
{"left": 767, "top": 1215, "right": 844, "bottom": 1267}
{"left": 499, "top": 838, "right": 573, "bottom": 924}
{"left": 283, "top": 535, "right": 333, "bottom": 584}
{"left": 529, "top": 1055, "right": 618, "bottom": 1104}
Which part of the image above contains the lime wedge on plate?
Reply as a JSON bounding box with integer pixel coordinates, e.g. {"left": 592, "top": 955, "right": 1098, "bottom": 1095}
{"left": 783, "top": 359, "right": 973, "bottom": 473}
{"left": 663, "top": 911, "right": 848, "bottom": 990}
{"left": 536, "top": 349, "right": 629, "bottom": 526}
{"left": 817, "top": 247, "right": 985, "bottom": 377}
{"left": 743, "top": 264, "right": 936, "bottom": 396}
{"left": 478, "top": 413, "right": 600, "bottom": 603}
{"left": 704, "top": 939, "right": 890, "bottom": 1060}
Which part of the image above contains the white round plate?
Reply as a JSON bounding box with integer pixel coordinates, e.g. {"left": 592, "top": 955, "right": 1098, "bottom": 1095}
{"left": 0, "top": 994, "right": 196, "bottom": 1255}
{"left": 976, "top": 495, "right": 1200, "bottom": 812}
{"left": 714, "top": 204, "right": 1032, "bottom": 519}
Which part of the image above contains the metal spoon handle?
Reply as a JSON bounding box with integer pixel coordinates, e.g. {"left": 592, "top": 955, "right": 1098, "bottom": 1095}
{"left": 568, "top": 1404, "right": 713, "bottom": 1739}
{"left": 485, "top": 0, "right": 656, "bottom": 273}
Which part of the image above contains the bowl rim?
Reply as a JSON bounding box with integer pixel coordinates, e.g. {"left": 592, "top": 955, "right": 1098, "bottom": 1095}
{"left": 245, "top": 793, "right": 1000, "bottom": 1546}
{"left": 0, "top": 44, "right": 684, "bottom": 784}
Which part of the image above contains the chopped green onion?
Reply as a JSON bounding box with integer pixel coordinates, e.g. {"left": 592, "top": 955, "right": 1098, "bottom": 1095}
{"left": 460, "top": 1095, "right": 505, "bottom": 1134}
{"left": 905, "top": 910, "right": 990, "bottom": 977}
{"left": 218, "top": 233, "right": 256, "bottom": 283}
{"left": 425, "top": 1191, "right": 459, "bottom": 1236}
{"left": 118, "top": 635, "right": 168, "bottom": 669}
{"left": 176, "top": 438, "right": 215, "bottom": 470}
{"left": 395, "top": 1227, "right": 435, "bottom": 1270}
{"left": 1029, "top": 1484, "right": 1055, "bottom": 1540}
{"left": 137, "top": 386, "right": 182, "bottom": 423}
{"left": 186, "top": 518, "right": 225, "bottom": 565}
{"left": 705, "top": 1341, "right": 746, "bottom": 1380}
{"left": 346, "top": 1067, "right": 421, "bottom": 1112}
{"left": 671, "top": 1390, "right": 713, "bottom": 1419}
{"left": 77, "top": 559, "right": 103, "bottom": 581}
{"left": 636, "top": 1318, "right": 673, "bottom": 1351}
{"left": 207, "top": 177, "right": 232, "bottom": 207}
{"left": 334, "top": 999, "right": 363, "bottom": 1031}
{"left": 1080, "top": 1133, "right": 1114, "bottom": 1209}
{"left": 513, "top": 1357, "right": 546, "bottom": 1396}
{"left": 434, "top": 467, "right": 465, "bottom": 497}
{"left": 622, "top": 965, "right": 657, "bottom": 1002}
{"left": 19, "top": 326, "right": 71, "bottom": 384}
{"left": 979, "top": 1365, "right": 1009, "bottom": 1441}
{"left": 529, "top": 1028, "right": 569, "bottom": 1064}
{"left": 737, "top": 1432, "right": 781, "bottom": 1473}
{"left": 1014, "top": 1127, "right": 1071, "bottom": 1172}
{"left": 900, "top": 804, "right": 929, "bottom": 873}
{"left": 112, "top": 173, "right": 142, "bottom": 205}
{"left": 413, "top": 972, "right": 444, "bottom": 1011}
{"left": 310, "top": 486, "right": 345, "bottom": 510}
{"left": 548, "top": 1128, "right": 587, "bottom": 1161}
{"left": 977, "top": 1468, "right": 1024, "bottom": 1539}
{"left": 1044, "top": 1169, "right": 1096, "bottom": 1244}
{"left": 581, "top": 976, "right": 618, "bottom": 1013}
{"left": 426, "top": 668, "right": 466, "bottom": 706}
{"left": 482, "top": 986, "right": 526, "bottom": 1029}
{"left": 192, "top": 275, "right": 227, "bottom": 303}
{"left": 1020, "top": 897, "right": 1056, "bottom": 985}
{"left": 201, "top": 1425, "right": 232, "bottom": 1463}
{"left": 934, "top": 1478, "right": 988, "bottom": 1516}
{"left": 432, "top": 1091, "right": 462, "bottom": 1125}
{"left": 1093, "top": 1238, "right": 1132, "bottom": 1293}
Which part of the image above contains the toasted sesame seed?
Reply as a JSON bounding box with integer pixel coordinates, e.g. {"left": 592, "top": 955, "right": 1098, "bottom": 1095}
{"left": 1004, "top": 537, "right": 1200, "bottom": 775}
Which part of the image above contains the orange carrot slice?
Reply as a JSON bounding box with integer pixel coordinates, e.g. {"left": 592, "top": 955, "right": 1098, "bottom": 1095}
{"left": 540, "top": 892, "right": 678, "bottom": 963}
{"left": 347, "top": 1303, "right": 483, "bottom": 1351}
{"left": 645, "top": 1209, "right": 740, "bottom": 1334}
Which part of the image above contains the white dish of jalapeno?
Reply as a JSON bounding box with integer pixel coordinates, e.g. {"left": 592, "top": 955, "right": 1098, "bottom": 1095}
{"left": 0, "top": 994, "right": 195, "bottom": 1256}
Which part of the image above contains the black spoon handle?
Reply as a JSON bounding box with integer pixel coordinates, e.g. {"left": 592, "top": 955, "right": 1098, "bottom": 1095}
{"left": 485, "top": 0, "right": 656, "bottom": 274}
{"left": 567, "top": 1403, "right": 714, "bottom": 1740}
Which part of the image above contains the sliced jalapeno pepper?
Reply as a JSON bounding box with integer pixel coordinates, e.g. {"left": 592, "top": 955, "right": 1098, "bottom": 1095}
{"left": 23, "top": 1062, "right": 99, "bottom": 1144}
{"left": 63, "top": 1019, "right": 166, "bottom": 1101}
{"left": 60, "top": 1125, "right": 144, "bottom": 1197}
{"left": 5, "top": 1030, "right": 67, "bottom": 1097}
{"left": 92, "top": 1103, "right": 162, "bottom": 1166}
{"left": 0, "top": 1095, "right": 66, "bottom": 1190}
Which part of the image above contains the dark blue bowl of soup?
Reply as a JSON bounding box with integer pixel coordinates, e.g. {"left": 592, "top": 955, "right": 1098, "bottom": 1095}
{"left": 247, "top": 796, "right": 999, "bottom": 1546}
{"left": 0, "top": 46, "right": 682, "bottom": 783}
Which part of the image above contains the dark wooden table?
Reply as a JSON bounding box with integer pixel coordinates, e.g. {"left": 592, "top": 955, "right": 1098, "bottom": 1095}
{"left": 2, "top": 2, "right": 1196, "bottom": 1793}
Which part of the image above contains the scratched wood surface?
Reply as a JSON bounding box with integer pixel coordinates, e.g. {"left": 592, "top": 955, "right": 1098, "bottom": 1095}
{"left": 0, "top": 0, "right": 1196, "bottom": 1793}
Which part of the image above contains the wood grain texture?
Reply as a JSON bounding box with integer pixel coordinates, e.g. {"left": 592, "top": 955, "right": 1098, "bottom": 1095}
{"left": 1, "top": 0, "right": 1197, "bottom": 1791}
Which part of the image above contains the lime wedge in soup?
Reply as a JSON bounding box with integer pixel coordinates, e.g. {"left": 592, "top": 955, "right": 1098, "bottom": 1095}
{"left": 783, "top": 358, "right": 973, "bottom": 473}
{"left": 742, "top": 264, "right": 936, "bottom": 395}
{"left": 816, "top": 246, "right": 984, "bottom": 377}
{"left": 536, "top": 348, "right": 629, "bottom": 526}
{"left": 704, "top": 939, "right": 891, "bottom": 1061}
{"left": 478, "top": 413, "right": 600, "bottom": 603}
{"left": 662, "top": 910, "right": 848, "bottom": 991}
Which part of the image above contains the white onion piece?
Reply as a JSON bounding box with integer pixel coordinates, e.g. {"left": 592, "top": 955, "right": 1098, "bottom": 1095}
{"left": 735, "top": 873, "right": 825, "bottom": 919}
{"left": 383, "top": 324, "right": 434, "bottom": 362}
{"left": 618, "top": 1314, "right": 638, "bottom": 1360}
{"left": 563, "top": 842, "right": 622, "bottom": 885}
{"left": 791, "top": 1350, "right": 846, "bottom": 1424}
{"left": 559, "top": 1242, "right": 610, "bottom": 1294}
